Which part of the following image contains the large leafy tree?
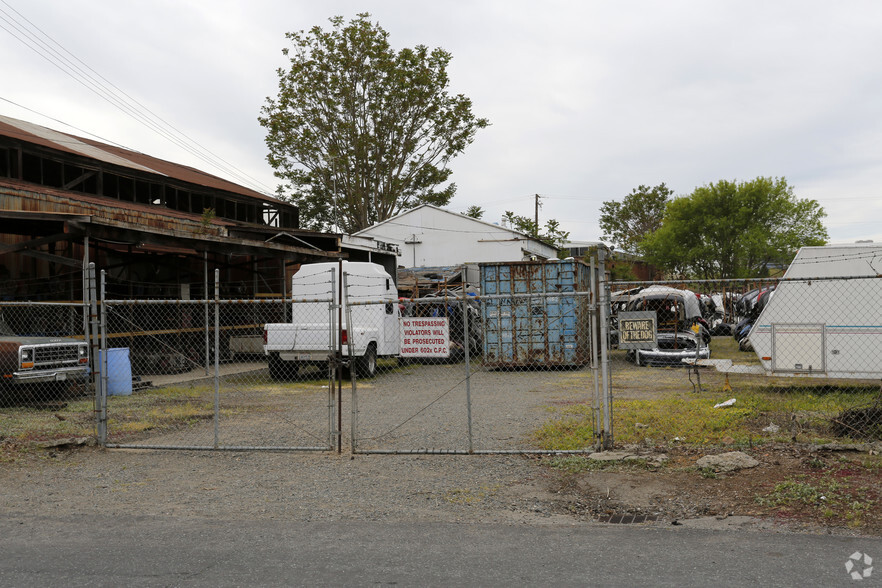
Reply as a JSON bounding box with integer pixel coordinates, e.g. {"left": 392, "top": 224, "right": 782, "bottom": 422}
{"left": 259, "top": 14, "right": 489, "bottom": 232}
{"left": 599, "top": 183, "right": 673, "bottom": 253}
{"left": 641, "top": 177, "right": 828, "bottom": 278}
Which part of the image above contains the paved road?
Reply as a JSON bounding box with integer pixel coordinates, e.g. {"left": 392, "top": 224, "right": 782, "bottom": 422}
{"left": 1, "top": 515, "right": 879, "bottom": 587}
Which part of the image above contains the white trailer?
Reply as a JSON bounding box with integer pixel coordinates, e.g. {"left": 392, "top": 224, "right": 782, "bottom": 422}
{"left": 263, "top": 261, "right": 401, "bottom": 379}
{"left": 746, "top": 244, "right": 882, "bottom": 379}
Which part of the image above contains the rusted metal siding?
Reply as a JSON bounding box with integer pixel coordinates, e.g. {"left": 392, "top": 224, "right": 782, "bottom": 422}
{"left": 480, "top": 260, "right": 593, "bottom": 367}
{"left": 0, "top": 181, "right": 226, "bottom": 236}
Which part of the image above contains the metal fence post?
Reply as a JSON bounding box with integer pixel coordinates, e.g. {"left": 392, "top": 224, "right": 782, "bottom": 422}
{"left": 328, "top": 266, "right": 338, "bottom": 451}
{"left": 589, "top": 256, "right": 602, "bottom": 450}
{"left": 87, "top": 264, "right": 106, "bottom": 445}
{"left": 343, "top": 270, "right": 354, "bottom": 455}
{"left": 204, "top": 251, "right": 210, "bottom": 376}
{"left": 462, "top": 289, "right": 474, "bottom": 453}
{"left": 213, "top": 268, "right": 220, "bottom": 449}
{"left": 99, "top": 270, "right": 109, "bottom": 445}
{"left": 337, "top": 262, "right": 344, "bottom": 454}
{"left": 346, "top": 272, "right": 359, "bottom": 455}
{"left": 597, "top": 249, "right": 614, "bottom": 450}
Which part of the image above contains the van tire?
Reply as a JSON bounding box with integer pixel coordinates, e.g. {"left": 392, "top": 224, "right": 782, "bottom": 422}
{"left": 268, "top": 353, "right": 298, "bottom": 381}
{"left": 355, "top": 344, "right": 377, "bottom": 378}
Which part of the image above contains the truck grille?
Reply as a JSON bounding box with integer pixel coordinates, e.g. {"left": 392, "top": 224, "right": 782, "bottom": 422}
{"left": 34, "top": 344, "right": 82, "bottom": 367}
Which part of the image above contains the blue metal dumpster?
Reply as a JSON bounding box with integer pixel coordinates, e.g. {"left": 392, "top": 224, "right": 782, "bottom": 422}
{"left": 480, "top": 260, "right": 593, "bottom": 368}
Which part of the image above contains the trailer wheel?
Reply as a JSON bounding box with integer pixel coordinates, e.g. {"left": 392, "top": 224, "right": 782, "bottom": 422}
{"left": 355, "top": 343, "right": 377, "bottom": 378}
{"left": 268, "top": 353, "right": 298, "bottom": 381}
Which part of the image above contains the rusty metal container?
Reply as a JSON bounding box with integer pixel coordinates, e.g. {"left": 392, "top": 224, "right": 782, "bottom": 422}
{"left": 479, "top": 259, "right": 592, "bottom": 368}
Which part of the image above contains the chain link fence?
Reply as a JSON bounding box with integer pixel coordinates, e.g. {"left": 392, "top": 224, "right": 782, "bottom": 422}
{"left": 5, "top": 262, "right": 611, "bottom": 455}
{"left": 607, "top": 276, "right": 882, "bottom": 448}
{"left": 9, "top": 258, "right": 877, "bottom": 456}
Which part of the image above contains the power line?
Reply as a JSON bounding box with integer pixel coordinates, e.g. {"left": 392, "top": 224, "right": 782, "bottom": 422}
{"left": 0, "top": 97, "right": 134, "bottom": 149}
{"left": 0, "top": 0, "right": 275, "bottom": 195}
{"left": 0, "top": 11, "right": 196, "bottom": 160}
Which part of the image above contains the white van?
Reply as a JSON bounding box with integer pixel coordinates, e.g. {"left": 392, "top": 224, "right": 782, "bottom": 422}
{"left": 263, "top": 261, "right": 400, "bottom": 379}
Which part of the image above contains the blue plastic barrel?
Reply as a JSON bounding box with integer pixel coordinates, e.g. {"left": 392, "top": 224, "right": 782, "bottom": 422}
{"left": 100, "top": 348, "right": 133, "bottom": 396}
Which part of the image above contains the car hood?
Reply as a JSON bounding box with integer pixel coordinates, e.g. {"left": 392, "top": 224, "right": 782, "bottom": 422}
{"left": 625, "top": 285, "right": 702, "bottom": 319}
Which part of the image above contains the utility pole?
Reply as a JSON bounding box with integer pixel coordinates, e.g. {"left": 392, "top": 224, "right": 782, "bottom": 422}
{"left": 534, "top": 193, "right": 541, "bottom": 231}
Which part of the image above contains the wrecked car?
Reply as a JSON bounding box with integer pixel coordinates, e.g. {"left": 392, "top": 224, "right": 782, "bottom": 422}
{"left": 732, "top": 285, "right": 776, "bottom": 351}
{"left": 622, "top": 286, "right": 711, "bottom": 366}
{"left": 608, "top": 287, "right": 644, "bottom": 347}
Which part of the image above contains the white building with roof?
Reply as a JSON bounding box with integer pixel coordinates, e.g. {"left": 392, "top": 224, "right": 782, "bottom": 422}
{"left": 353, "top": 204, "right": 558, "bottom": 268}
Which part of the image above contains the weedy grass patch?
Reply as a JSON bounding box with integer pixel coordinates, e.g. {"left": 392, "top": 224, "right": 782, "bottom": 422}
{"left": 711, "top": 336, "right": 760, "bottom": 363}
{"left": 0, "top": 395, "right": 95, "bottom": 463}
{"left": 1, "top": 371, "right": 342, "bottom": 460}
{"left": 2, "top": 385, "right": 222, "bottom": 455}
{"left": 535, "top": 384, "right": 881, "bottom": 450}
{"left": 0, "top": 397, "right": 95, "bottom": 443}
{"left": 547, "top": 455, "right": 651, "bottom": 473}
{"left": 105, "top": 385, "right": 244, "bottom": 442}
{"left": 443, "top": 484, "right": 500, "bottom": 504}
{"left": 755, "top": 460, "right": 881, "bottom": 528}
{"left": 534, "top": 415, "right": 596, "bottom": 450}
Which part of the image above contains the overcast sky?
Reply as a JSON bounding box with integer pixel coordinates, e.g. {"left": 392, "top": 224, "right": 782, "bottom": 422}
{"left": 2, "top": 0, "right": 880, "bottom": 244}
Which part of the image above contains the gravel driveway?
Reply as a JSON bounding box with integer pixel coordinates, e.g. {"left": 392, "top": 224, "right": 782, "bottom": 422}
{"left": 1, "top": 362, "right": 599, "bottom": 525}
{"left": 102, "top": 361, "right": 599, "bottom": 453}
{"left": 0, "top": 448, "right": 576, "bottom": 525}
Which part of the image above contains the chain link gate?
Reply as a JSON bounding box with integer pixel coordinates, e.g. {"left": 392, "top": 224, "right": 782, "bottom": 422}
{"left": 346, "top": 256, "right": 614, "bottom": 454}
{"left": 97, "top": 269, "right": 335, "bottom": 452}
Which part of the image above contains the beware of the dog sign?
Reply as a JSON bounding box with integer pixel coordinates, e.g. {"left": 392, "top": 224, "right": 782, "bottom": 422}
{"left": 618, "top": 311, "right": 657, "bottom": 350}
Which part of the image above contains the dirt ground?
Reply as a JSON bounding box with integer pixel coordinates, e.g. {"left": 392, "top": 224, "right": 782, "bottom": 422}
{"left": 533, "top": 442, "right": 882, "bottom": 536}
{"left": 3, "top": 438, "right": 880, "bottom": 537}
{"left": 3, "top": 352, "right": 880, "bottom": 535}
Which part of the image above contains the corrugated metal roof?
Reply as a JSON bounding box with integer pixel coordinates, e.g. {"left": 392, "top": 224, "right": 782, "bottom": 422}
{"left": 0, "top": 114, "right": 279, "bottom": 204}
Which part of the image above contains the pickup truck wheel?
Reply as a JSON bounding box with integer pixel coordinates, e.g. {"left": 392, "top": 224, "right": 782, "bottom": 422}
{"left": 355, "top": 344, "right": 377, "bottom": 378}
{"left": 268, "top": 353, "right": 298, "bottom": 381}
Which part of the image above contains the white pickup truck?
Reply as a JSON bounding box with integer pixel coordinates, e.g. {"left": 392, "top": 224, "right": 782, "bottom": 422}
{"left": 263, "top": 261, "right": 401, "bottom": 380}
